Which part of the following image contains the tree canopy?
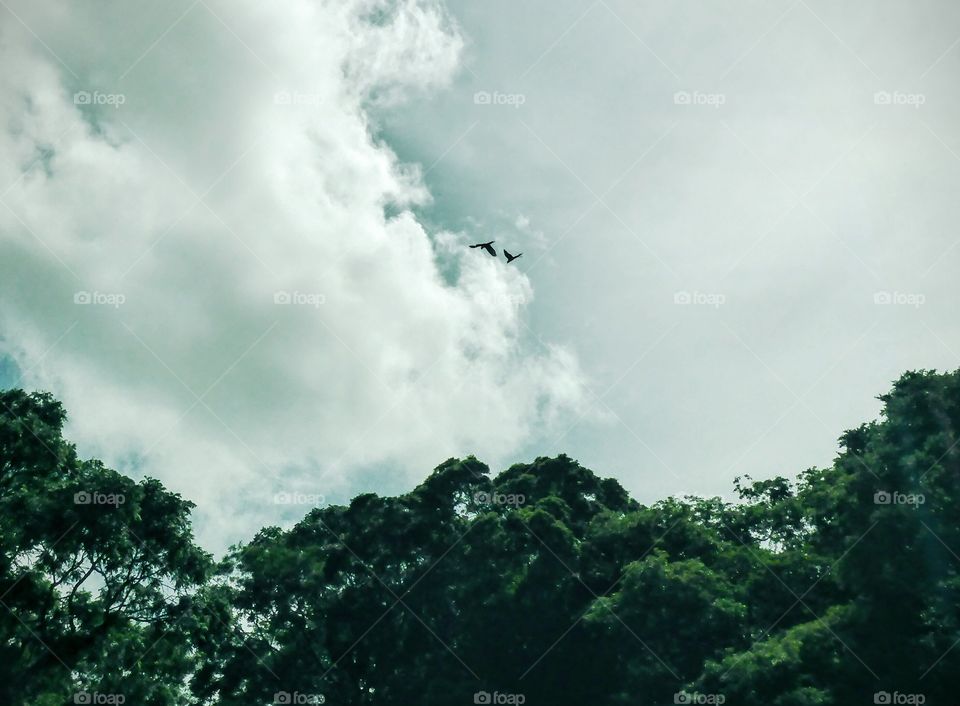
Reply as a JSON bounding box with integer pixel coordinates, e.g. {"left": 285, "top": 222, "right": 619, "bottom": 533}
{"left": 2, "top": 369, "right": 959, "bottom": 705}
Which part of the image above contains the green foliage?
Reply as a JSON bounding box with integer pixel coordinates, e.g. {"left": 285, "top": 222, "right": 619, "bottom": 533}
{"left": 3, "top": 369, "right": 960, "bottom": 705}
{"left": 0, "top": 389, "right": 212, "bottom": 706}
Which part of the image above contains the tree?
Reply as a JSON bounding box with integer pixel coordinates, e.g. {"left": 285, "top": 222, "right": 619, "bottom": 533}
{"left": 0, "top": 389, "right": 212, "bottom": 705}
{"left": 4, "top": 368, "right": 960, "bottom": 705}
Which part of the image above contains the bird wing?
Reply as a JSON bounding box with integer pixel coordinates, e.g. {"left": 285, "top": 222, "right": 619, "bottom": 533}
{"left": 483, "top": 244, "right": 497, "bottom": 256}
{"left": 504, "top": 250, "right": 514, "bottom": 259}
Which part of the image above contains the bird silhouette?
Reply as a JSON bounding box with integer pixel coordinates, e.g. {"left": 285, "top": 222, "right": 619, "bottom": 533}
{"left": 469, "top": 240, "right": 497, "bottom": 257}
{"left": 504, "top": 250, "right": 523, "bottom": 263}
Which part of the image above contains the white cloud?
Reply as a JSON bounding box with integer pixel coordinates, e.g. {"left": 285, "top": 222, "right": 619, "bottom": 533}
{"left": 514, "top": 213, "right": 548, "bottom": 251}
{"left": 0, "top": 0, "right": 590, "bottom": 549}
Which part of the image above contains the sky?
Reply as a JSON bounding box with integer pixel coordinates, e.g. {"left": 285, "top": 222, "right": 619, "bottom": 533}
{"left": 1, "top": 0, "right": 959, "bottom": 550}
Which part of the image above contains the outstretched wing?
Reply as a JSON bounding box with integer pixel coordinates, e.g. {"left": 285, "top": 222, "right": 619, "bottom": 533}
{"left": 504, "top": 250, "right": 514, "bottom": 259}
{"left": 483, "top": 244, "right": 497, "bottom": 257}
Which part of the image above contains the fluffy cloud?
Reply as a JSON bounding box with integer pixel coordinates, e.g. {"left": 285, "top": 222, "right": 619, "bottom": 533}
{"left": 0, "top": 0, "right": 589, "bottom": 548}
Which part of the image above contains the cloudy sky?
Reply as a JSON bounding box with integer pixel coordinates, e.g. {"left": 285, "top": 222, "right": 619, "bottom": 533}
{"left": 2, "top": 0, "right": 959, "bottom": 549}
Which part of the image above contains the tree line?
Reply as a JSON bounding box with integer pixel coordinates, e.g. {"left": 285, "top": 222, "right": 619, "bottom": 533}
{"left": 2, "top": 369, "right": 958, "bottom": 705}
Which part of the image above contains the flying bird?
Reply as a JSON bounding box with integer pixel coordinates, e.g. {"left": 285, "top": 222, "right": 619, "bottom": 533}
{"left": 469, "top": 240, "right": 497, "bottom": 257}
{"left": 504, "top": 250, "right": 523, "bottom": 263}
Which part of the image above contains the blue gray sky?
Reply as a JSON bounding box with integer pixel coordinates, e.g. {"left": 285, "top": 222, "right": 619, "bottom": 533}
{"left": 1, "top": 0, "right": 959, "bottom": 548}
{"left": 376, "top": 0, "right": 960, "bottom": 501}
